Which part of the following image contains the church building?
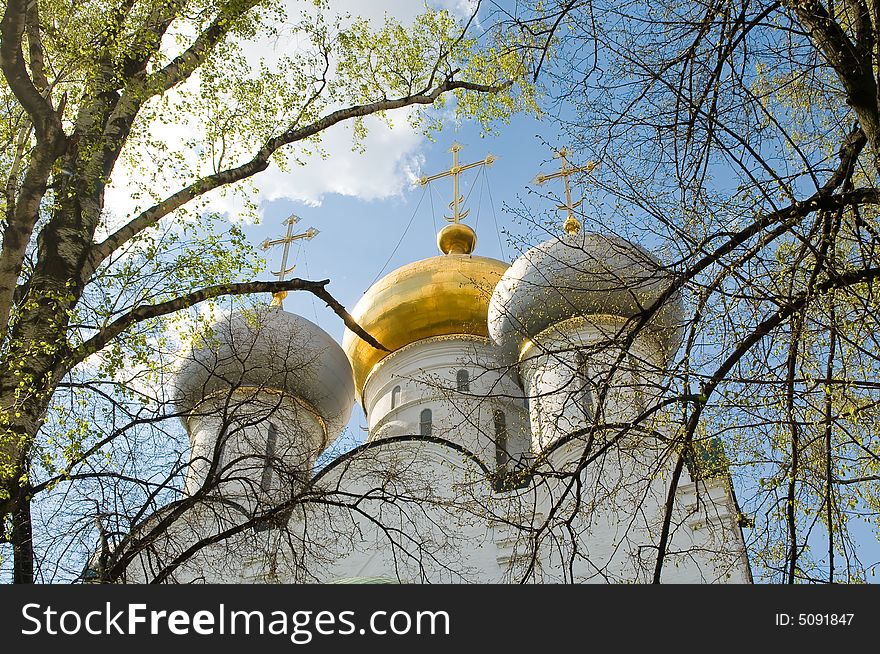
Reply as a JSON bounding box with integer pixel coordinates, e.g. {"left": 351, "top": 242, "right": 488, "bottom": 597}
{"left": 122, "top": 147, "right": 751, "bottom": 584}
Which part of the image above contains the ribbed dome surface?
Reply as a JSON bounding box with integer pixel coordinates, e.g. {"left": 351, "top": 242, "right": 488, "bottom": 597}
{"left": 174, "top": 305, "right": 354, "bottom": 438}
{"left": 488, "top": 232, "right": 684, "bottom": 360}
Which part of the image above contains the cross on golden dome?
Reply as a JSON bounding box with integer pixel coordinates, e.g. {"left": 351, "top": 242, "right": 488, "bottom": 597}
{"left": 419, "top": 143, "right": 495, "bottom": 225}
{"left": 534, "top": 148, "right": 596, "bottom": 235}
{"left": 260, "top": 214, "right": 319, "bottom": 307}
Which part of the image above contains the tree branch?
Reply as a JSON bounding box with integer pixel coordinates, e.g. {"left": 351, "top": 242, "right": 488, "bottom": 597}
{"left": 144, "top": 1, "right": 261, "bottom": 96}
{"left": 24, "top": 0, "right": 48, "bottom": 97}
{"left": 87, "top": 77, "right": 510, "bottom": 272}
{"left": 0, "top": 0, "right": 59, "bottom": 137}
{"left": 0, "top": 135, "right": 67, "bottom": 345}
{"left": 100, "top": 1, "right": 262, "bottom": 184}
{"left": 783, "top": 1, "right": 880, "bottom": 163}
{"left": 67, "top": 278, "right": 388, "bottom": 367}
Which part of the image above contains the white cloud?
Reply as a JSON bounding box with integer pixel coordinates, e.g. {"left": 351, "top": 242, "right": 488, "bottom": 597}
{"left": 103, "top": 0, "right": 479, "bottom": 228}
{"left": 251, "top": 111, "right": 425, "bottom": 208}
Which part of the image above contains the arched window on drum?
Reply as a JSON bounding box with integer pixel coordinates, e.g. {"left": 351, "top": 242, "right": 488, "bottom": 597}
{"left": 456, "top": 369, "right": 470, "bottom": 392}
{"left": 419, "top": 408, "right": 432, "bottom": 437}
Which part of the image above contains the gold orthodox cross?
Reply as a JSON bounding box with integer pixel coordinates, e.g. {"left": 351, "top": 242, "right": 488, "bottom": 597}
{"left": 260, "top": 214, "right": 319, "bottom": 307}
{"left": 419, "top": 143, "right": 495, "bottom": 223}
{"left": 534, "top": 148, "right": 596, "bottom": 235}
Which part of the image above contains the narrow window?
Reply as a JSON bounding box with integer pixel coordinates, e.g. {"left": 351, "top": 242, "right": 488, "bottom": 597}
{"left": 456, "top": 369, "right": 470, "bottom": 392}
{"left": 494, "top": 410, "right": 509, "bottom": 475}
{"left": 391, "top": 385, "right": 401, "bottom": 410}
{"left": 628, "top": 353, "right": 645, "bottom": 415}
{"left": 576, "top": 353, "right": 594, "bottom": 419}
{"left": 419, "top": 408, "right": 432, "bottom": 437}
{"left": 212, "top": 419, "right": 234, "bottom": 481}
{"left": 260, "top": 423, "right": 278, "bottom": 493}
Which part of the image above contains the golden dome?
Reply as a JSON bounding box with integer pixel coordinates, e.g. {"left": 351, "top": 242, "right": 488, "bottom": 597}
{"left": 342, "top": 253, "right": 509, "bottom": 402}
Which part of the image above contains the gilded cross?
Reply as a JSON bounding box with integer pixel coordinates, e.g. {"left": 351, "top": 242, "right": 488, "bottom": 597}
{"left": 419, "top": 143, "right": 495, "bottom": 223}
{"left": 534, "top": 148, "right": 596, "bottom": 235}
{"left": 260, "top": 214, "right": 319, "bottom": 307}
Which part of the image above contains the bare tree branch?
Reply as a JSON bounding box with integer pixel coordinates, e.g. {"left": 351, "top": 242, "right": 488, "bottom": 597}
{"left": 87, "top": 77, "right": 510, "bottom": 273}
{"left": 67, "top": 278, "right": 389, "bottom": 366}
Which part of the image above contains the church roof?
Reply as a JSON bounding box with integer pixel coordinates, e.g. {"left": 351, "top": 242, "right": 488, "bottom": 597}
{"left": 174, "top": 305, "right": 355, "bottom": 439}
{"left": 488, "top": 231, "right": 684, "bottom": 361}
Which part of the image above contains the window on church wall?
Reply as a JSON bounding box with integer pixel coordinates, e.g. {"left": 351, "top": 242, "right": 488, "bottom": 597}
{"left": 214, "top": 429, "right": 227, "bottom": 474}
{"left": 211, "top": 416, "right": 250, "bottom": 485}
{"left": 576, "top": 353, "right": 595, "bottom": 419}
{"left": 391, "top": 385, "right": 401, "bottom": 410}
{"left": 260, "top": 423, "right": 278, "bottom": 493}
{"left": 456, "top": 369, "right": 470, "bottom": 392}
{"left": 212, "top": 419, "right": 236, "bottom": 481}
{"left": 627, "top": 352, "right": 646, "bottom": 415}
{"left": 494, "top": 410, "right": 509, "bottom": 474}
{"left": 420, "top": 408, "right": 432, "bottom": 437}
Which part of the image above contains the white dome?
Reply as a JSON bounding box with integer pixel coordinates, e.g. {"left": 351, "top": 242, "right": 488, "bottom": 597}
{"left": 488, "top": 231, "right": 684, "bottom": 360}
{"left": 174, "top": 305, "right": 355, "bottom": 438}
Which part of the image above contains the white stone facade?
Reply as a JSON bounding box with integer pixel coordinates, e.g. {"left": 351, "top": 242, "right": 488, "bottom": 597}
{"left": 363, "top": 335, "right": 529, "bottom": 468}
{"left": 120, "top": 234, "right": 752, "bottom": 585}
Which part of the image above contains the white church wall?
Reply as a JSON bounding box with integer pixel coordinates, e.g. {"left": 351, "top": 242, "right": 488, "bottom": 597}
{"left": 534, "top": 434, "right": 751, "bottom": 583}
{"left": 362, "top": 336, "right": 530, "bottom": 469}
{"left": 121, "top": 430, "right": 748, "bottom": 584}
{"left": 301, "top": 440, "right": 506, "bottom": 583}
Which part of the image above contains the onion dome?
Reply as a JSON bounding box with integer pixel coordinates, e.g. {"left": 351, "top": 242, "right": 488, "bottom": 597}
{"left": 488, "top": 231, "right": 684, "bottom": 361}
{"left": 174, "top": 305, "right": 355, "bottom": 439}
{"left": 342, "top": 223, "right": 508, "bottom": 403}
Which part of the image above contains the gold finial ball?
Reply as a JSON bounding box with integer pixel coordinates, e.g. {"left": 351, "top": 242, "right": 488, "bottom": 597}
{"left": 269, "top": 290, "right": 288, "bottom": 307}
{"left": 563, "top": 216, "right": 581, "bottom": 235}
{"left": 437, "top": 223, "right": 477, "bottom": 255}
